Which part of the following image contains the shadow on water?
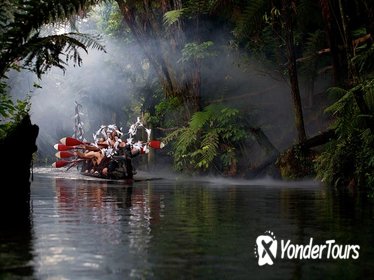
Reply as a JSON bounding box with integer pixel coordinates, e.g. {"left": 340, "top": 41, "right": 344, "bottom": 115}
{"left": 0, "top": 184, "right": 34, "bottom": 279}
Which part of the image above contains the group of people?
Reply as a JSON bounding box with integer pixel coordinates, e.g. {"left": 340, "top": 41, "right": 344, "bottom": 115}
{"left": 76, "top": 125, "right": 145, "bottom": 179}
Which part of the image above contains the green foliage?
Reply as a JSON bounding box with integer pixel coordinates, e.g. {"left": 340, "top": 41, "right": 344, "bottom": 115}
{"left": 315, "top": 80, "right": 374, "bottom": 191}
{"left": 182, "top": 0, "right": 217, "bottom": 16}
{"left": 0, "top": 94, "right": 31, "bottom": 139}
{"left": 276, "top": 145, "right": 317, "bottom": 179}
{"left": 21, "top": 32, "right": 105, "bottom": 78}
{"left": 163, "top": 104, "right": 248, "bottom": 174}
{"left": 0, "top": 0, "right": 106, "bottom": 78}
{"left": 0, "top": 0, "right": 107, "bottom": 142}
{"left": 93, "top": 3, "right": 125, "bottom": 37}
{"left": 163, "top": 9, "right": 185, "bottom": 27}
{"left": 352, "top": 44, "right": 374, "bottom": 77}
{"left": 299, "top": 29, "right": 329, "bottom": 82}
{"left": 148, "top": 96, "right": 185, "bottom": 129}
{"left": 0, "top": 93, "right": 14, "bottom": 119}
{"left": 234, "top": 0, "right": 269, "bottom": 41}
{"left": 179, "top": 41, "right": 216, "bottom": 63}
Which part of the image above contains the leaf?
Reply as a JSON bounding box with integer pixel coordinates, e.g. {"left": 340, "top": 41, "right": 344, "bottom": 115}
{"left": 178, "top": 41, "right": 215, "bottom": 63}
{"left": 163, "top": 9, "right": 185, "bottom": 27}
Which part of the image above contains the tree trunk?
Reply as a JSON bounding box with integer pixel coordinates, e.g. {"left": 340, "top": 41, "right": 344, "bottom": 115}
{"left": 115, "top": 0, "right": 201, "bottom": 120}
{"left": 319, "top": 0, "right": 348, "bottom": 86}
{"left": 300, "top": 129, "right": 335, "bottom": 149}
{"left": 281, "top": 0, "right": 307, "bottom": 143}
{"left": 250, "top": 127, "right": 279, "bottom": 156}
{"left": 337, "top": 0, "right": 358, "bottom": 86}
{"left": 336, "top": 1, "right": 372, "bottom": 131}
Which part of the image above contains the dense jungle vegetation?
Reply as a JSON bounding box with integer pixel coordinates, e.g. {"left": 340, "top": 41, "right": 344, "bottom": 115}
{"left": 0, "top": 0, "right": 373, "bottom": 192}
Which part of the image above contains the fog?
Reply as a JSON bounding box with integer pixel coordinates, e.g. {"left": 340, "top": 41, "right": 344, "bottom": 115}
{"left": 6, "top": 10, "right": 332, "bottom": 169}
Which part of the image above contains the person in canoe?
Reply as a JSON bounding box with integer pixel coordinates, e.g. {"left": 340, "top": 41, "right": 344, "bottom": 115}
{"left": 53, "top": 118, "right": 166, "bottom": 180}
{"left": 77, "top": 126, "right": 144, "bottom": 179}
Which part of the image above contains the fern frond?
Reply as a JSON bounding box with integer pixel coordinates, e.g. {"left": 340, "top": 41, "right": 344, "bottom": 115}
{"left": 362, "top": 79, "right": 374, "bottom": 112}
{"left": 189, "top": 109, "right": 211, "bottom": 130}
{"left": 179, "top": 41, "right": 215, "bottom": 63}
{"left": 0, "top": 0, "right": 106, "bottom": 77}
{"left": 167, "top": 103, "right": 249, "bottom": 173}
{"left": 326, "top": 86, "right": 349, "bottom": 100}
{"left": 325, "top": 89, "right": 351, "bottom": 115}
{"left": 163, "top": 9, "right": 185, "bottom": 27}
{"left": 21, "top": 32, "right": 105, "bottom": 77}
{"left": 183, "top": 0, "right": 213, "bottom": 16}
{"left": 199, "top": 128, "right": 219, "bottom": 163}
{"left": 234, "top": 0, "right": 269, "bottom": 39}
{"left": 296, "top": 0, "right": 321, "bottom": 30}
{"left": 163, "top": 126, "right": 186, "bottom": 144}
{"left": 177, "top": 127, "right": 198, "bottom": 154}
{"left": 352, "top": 45, "right": 374, "bottom": 75}
{"left": 299, "top": 30, "right": 327, "bottom": 78}
{"left": 190, "top": 128, "right": 219, "bottom": 170}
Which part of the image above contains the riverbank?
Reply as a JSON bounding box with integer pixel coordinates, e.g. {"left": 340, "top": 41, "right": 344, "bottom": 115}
{"left": 0, "top": 115, "right": 38, "bottom": 224}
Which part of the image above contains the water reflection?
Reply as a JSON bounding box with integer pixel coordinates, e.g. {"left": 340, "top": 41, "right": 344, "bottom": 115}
{"left": 31, "top": 177, "right": 164, "bottom": 279}
{"left": 2, "top": 173, "right": 374, "bottom": 279}
{"left": 0, "top": 186, "right": 34, "bottom": 279}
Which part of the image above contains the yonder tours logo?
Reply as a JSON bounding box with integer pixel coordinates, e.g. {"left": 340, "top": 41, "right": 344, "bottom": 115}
{"left": 254, "top": 231, "right": 360, "bottom": 266}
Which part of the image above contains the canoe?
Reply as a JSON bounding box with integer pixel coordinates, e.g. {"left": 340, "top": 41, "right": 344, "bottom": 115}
{"left": 79, "top": 169, "right": 162, "bottom": 183}
{"left": 79, "top": 158, "right": 134, "bottom": 181}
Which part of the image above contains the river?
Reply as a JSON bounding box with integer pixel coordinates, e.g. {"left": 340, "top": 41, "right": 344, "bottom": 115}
{"left": 1, "top": 168, "right": 373, "bottom": 279}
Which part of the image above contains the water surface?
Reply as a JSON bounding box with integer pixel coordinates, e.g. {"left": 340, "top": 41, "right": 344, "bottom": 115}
{"left": 1, "top": 168, "right": 373, "bottom": 279}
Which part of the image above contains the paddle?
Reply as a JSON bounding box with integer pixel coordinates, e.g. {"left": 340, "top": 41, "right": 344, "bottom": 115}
{"left": 60, "top": 137, "right": 88, "bottom": 146}
{"left": 60, "top": 137, "right": 109, "bottom": 149}
{"left": 52, "top": 159, "right": 85, "bottom": 168}
{"left": 58, "top": 136, "right": 165, "bottom": 154}
{"left": 148, "top": 140, "right": 165, "bottom": 149}
{"left": 55, "top": 151, "right": 75, "bottom": 159}
{"left": 54, "top": 144, "right": 83, "bottom": 151}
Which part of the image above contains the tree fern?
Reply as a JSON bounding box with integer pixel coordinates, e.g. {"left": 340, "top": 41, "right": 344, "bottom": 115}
{"left": 0, "top": 0, "right": 106, "bottom": 77}
{"left": 316, "top": 80, "right": 374, "bottom": 189}
{"left": 19, "top": 32, "right": 105, "bottom": 77}
{"left": 0, "top": 0, "right": 107, "bottom": 141}
{"left": 165, "top": 104, "right": 248, "bottom": 174}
